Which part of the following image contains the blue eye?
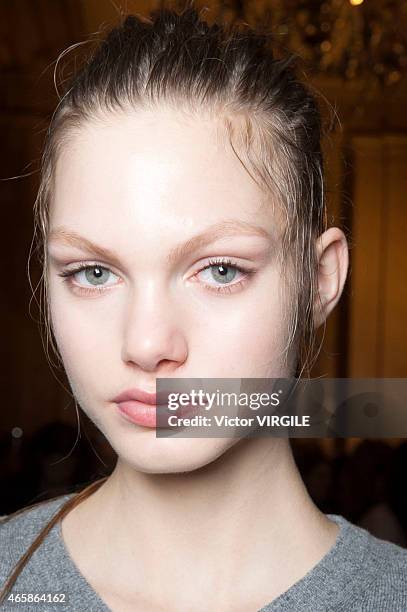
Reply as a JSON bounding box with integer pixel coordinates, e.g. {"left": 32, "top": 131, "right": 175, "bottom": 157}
{"left": 209, "top": 263, "right": 237, "bottom": 284}
{"left": 58, "top": 263, "right": 119, "bottom": 292}
{"left": 199, "top": 261, "right": 239, "bottom": 285}
{"left": 196, "top": 258, "right": 254, "bottom": 294}
{"left": 82, "top": 266, "right": 111, "bottom": 285}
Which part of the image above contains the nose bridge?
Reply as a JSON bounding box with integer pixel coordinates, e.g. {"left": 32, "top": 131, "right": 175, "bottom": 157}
{"left": 125, "top": 279, "right": 167, "bottom": 331}
{"left": 121, "top": 278, "right": 186, "bottom": 370}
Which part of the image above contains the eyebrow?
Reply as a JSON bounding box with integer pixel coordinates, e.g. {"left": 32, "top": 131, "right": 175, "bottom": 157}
{"left": 47, "top": 220, "right": 272, "bottom": 266}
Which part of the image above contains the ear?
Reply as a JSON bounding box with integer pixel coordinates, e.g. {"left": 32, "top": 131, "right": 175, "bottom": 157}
{"left": 313, "top": 227, "right": 349, "bottom": 329}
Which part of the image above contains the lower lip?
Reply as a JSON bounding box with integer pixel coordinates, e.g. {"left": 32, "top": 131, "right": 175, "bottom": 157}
{"left": 116, "top": 401, "right": 199, "bottom": 428}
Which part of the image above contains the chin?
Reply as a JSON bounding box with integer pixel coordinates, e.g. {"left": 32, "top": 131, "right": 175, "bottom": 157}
{"left": 82, "top": 400, "right": 242, "bottom": 475}
{"left": 110, "top": 432, "right": 239, "bottom": 474}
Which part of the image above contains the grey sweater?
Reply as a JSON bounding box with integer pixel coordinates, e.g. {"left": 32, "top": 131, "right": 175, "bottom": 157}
{"left": 1, "top": 493, "right": 406, "bottom": 611}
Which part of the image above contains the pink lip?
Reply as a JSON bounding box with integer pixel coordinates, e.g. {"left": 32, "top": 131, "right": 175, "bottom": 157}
{"left": 113, "top": 387, "right": 199, "bottom": 428}
{"left": 113, "top": 387, "right": 172, "bottom": 405}
{"left": 116, "top": 401, "right": 165, "bottom": 428}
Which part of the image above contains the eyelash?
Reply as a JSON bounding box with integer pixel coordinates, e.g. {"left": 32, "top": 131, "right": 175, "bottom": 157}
{"left": 57, "top": 258, "right": 255, "bottom": 296}
{"left": 58, "top": 264, "right": 110, "bottom": 296}
{"left": 199, "top": 258, "right": 254, "bottom": 294}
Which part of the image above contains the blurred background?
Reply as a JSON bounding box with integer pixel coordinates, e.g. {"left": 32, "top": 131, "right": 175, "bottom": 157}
{"left": 0, "top": 0, "right": 406, "bottom": 545}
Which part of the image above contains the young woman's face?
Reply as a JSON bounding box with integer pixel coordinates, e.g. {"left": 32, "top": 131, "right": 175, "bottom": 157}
{"left": 47, "top": 106, "right": 296, "bottom": 473}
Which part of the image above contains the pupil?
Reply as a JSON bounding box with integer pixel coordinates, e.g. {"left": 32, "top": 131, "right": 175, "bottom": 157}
{"left": 218, "top": 265, "right": 227, "bottom": 276}
{"left": 94, "top": 267, "right": 102, "bottom": 277}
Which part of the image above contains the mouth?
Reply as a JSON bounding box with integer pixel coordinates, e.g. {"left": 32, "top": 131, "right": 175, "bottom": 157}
{"left": 112, "top": 388, "right": 171, "bottom": 406}
{"left": 115, "top": 399, "right": 199, "bottom": 428}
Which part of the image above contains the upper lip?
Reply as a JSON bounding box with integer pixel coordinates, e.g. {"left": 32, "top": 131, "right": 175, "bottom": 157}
{"left": 113, "top": 388, "right": 170, "bottom": 405}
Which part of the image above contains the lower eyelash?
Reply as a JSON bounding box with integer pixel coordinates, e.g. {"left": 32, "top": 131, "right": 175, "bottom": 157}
{"left": 203, "top": 279, "right": 248, "bottom": 294}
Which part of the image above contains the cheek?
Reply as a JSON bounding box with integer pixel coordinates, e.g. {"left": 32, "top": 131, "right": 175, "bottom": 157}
{"left": 48, "top": 285, "right": 120, "bottom": 394}
{"left": 193, "top": 284, "right": 292, "bottom": 377}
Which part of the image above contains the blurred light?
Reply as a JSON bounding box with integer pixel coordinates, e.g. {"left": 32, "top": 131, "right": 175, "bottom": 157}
{"left": 11, "top": 427, "right": 23, "bottom": 438}
{"left": 305, "top": 24, "right": 317, "bottom": 35}
{"left": 387, "top": 70, "right": 401, "bottom": 84}
{"left": 222, "top": 0, "right": 405, "bottom": 89}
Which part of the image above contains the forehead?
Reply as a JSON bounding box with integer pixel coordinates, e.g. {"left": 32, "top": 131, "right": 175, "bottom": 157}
{"left": 50, "top": 106, "right": 278, "bottom": 237}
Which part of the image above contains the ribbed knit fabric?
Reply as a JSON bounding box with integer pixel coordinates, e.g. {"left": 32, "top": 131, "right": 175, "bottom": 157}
{"left": 1, "top": 493, "right": 406, "bottom": 611}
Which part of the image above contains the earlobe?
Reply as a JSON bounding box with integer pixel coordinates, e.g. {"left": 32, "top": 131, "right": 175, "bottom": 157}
{"left": 313, "top": 228, "right": 349, "bottom": 329}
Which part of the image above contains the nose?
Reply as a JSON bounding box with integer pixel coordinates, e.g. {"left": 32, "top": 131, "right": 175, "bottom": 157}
{"left": 120, "top": 286, "right": 188, "bottom": 373}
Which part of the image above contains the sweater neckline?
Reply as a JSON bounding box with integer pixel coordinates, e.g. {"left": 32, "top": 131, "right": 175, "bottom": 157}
{"left": 50, "top": 495, "right": 369, "bottom": 611}
{"left": 258, "top": 512, "right": 370, "bottom": 610}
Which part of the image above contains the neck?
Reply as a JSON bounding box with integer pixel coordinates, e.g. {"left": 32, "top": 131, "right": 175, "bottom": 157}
{"left": 64, "top": 438, "right": 339, "bottom": 609}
